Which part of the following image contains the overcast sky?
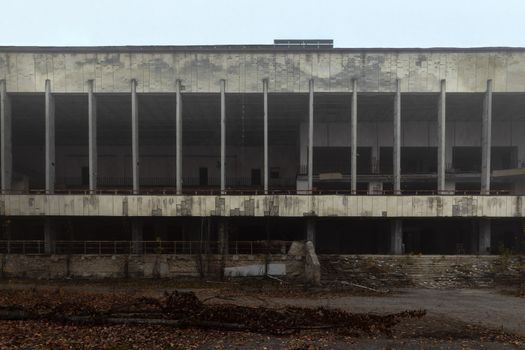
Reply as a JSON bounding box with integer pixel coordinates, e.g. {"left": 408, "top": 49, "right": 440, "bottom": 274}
{"left": 1, "top": 0, "right": 524, "bottom": 47}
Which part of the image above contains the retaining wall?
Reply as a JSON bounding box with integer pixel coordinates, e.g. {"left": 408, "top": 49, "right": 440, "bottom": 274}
{"left": 0, "top": 254, "right": 305, "bottom": 280}
{"left": 320, "top": 255, "right": 524, "bottom": 288}
{"left": 1, "top": 254, "right": 523, "bottom": 289}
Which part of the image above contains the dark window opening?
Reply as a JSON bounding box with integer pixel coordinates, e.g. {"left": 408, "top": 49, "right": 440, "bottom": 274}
{"left": 380, "top": 147, "right": 437, "bottom": 174}
{"left": 453, "top": 146, "right": 517, "bottom": 173}
{"left": 313, "top": 147, "right": 372, "bottom": 175}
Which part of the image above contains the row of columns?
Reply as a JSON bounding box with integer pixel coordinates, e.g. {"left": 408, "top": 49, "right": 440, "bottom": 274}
{"left": 37, "top": 215, "right": 491, "bottom": 255}
{"left": 0, "top": 78, "right": 494, "bottom": 195}
{"left": 303, "top": 216, "right": 490, "bottom": 255}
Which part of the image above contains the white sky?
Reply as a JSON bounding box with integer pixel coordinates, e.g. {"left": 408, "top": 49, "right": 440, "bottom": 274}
{"left": 1, "top": 0, "right": 524, "bottom": 47}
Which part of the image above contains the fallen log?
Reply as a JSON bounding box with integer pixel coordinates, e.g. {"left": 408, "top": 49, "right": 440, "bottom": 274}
{"left": 0, "top": 290, "right": 426, "bottom": 336}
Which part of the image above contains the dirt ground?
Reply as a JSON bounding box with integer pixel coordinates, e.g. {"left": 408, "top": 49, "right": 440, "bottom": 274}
{"left": 0, "top": 279, "right": 523, "bottom": 349}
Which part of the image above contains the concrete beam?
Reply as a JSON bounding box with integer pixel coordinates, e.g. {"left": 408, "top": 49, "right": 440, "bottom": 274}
{"left": 263, "top": 79, "right": 269, "bottom": 194}
{"left": 393, "top": 79, "right": 401, "bottom": 194}
{"left": 437, "top": 79, "right": 446, "bottom": 193}
{"left": 131, "top": 79, "right": 139, "bottom": 194}
{"left": 176, "top": 79, "right": 183, "bottom": 195}
{"left": 481, "top": 80, "right": 493, "bottom": 194}
{"left": 479, "top": 219, "right": 491, "bottom": 254}
{"left": 2, "top": 50, "right": 525, "bottom": 94}
{"left": 0, "top": 80, "right": 12, "bottom": 192}
{"left": 351, "top": 79, "right": 357, "bottom": 194}
{"left": 3, "top": 194, "right": 525, "bottom": 218}
{"left": 87, "top": 80, "right": 97, "bottom": 193}
{"left": 220, "top": 79, "right": 226, "bottom": 194}
{"left": 390, "top": 219, "right": 403, "bottom": 254}
{"left": 45, "top": 80, "right": 55, "bottom": 194}
{"left": 308, "top": 79, "right": 314, "bottom": 192}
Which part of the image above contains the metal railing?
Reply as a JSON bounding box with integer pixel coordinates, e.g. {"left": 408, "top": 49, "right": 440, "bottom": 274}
{"left": 0, "top": 240, "right": 45, "bottom": 254}
{"left": 0, "top": 240, "right": 294, "bottom": 255}
{"left": 0, "top": 188, "right": 513, "bottom": 196}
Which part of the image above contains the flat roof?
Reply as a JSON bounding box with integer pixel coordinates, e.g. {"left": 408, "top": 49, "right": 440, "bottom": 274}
{"left": 0, "top": 45, "right": 525, "bottom": 53}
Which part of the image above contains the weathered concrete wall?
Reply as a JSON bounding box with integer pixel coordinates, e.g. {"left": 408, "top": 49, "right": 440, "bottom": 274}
{"left": 320, "top": 255, "right": 524, "bottom": 288}
{"left": 0, "top": 254, "right": 305, "bottom": 280}
{"left": 1, "top": 49, "right": 524, "bottom": 93}
{"left": 1, "top": 253, "right": 521, "bottom": 288}
{"left": 1, "top": 194, "right": 525, "bottom": 218}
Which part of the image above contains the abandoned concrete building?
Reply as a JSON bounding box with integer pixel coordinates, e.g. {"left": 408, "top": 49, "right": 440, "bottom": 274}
{"left": 0, "top": 40, "right": 525, "bottom": 265}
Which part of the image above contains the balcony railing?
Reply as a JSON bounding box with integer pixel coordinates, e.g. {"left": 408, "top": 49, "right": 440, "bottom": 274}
{"left": 0, "top": 188, "right": 512, "bottom": 196}
{"left": 0, "top": 240, "right": 294, "bottom": 255}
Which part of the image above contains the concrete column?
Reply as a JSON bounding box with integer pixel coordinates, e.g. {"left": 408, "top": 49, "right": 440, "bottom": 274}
{"left": 44, "top": 219, "right": 56, "bottom": 254}
{"left": 437, "top": 79, "right": 446, "bottom": 193}
{"left": 263, "top": 79, "right": 269, "bottom": 194}
{"left": 478, "top": 219, "right": 491, "bottom": 255}
{"left": 0, "top": 80, "right": 12, "bottom": 192}
{"left": 308, "top": 79, "right": 314, "bottom": 192}
{"left": 218, "top": 218, "right": 229, "bottom": 255}
{"left": 481, "top": 80, "right": 493, "bottom": 194}
{"left": 351, "top": 79, "right": 357, "bottom": 194}
{"left": 368, "top": 181, "right": 383, "bottom": 195}
{"left": 371, "top": 145, "right": 379, "bottom": 174}
{"left": 176, "top": 79, "right": 183, "bottom": 194}
{"left": 87, "top": 80, "right": 97, "bottom": 193}
{"left": 306, "top": 217, "right": 316, "bottom": 246}
{"left": 393, "top": 79, "right": 401, "bottom": 194}
{"left": 220, "top": 79, "right": 226, "bottom": 194}
{"left": 445, "top": 179, "right": 456, "bottom": 193}
{"left": 131, "top": 220, "right": 143, "bottom": 254}
{"left": 45, "top": 80, "right": 55, "bottom": 194}
{"left": 390, "top": 219, "right": 403, "bottom": 254}
{"left": 131, "top": 79, "right": 139, "bottom": 194}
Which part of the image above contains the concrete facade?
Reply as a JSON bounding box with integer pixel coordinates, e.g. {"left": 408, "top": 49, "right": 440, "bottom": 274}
{"left": 1, "top": 48, "right": 525, "bottom": 93}
{"left": 1, "top": 194, "right": 524, "bottom": 218}
{"left": 2, "top": 44, "right": 525, "bottom": 258}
